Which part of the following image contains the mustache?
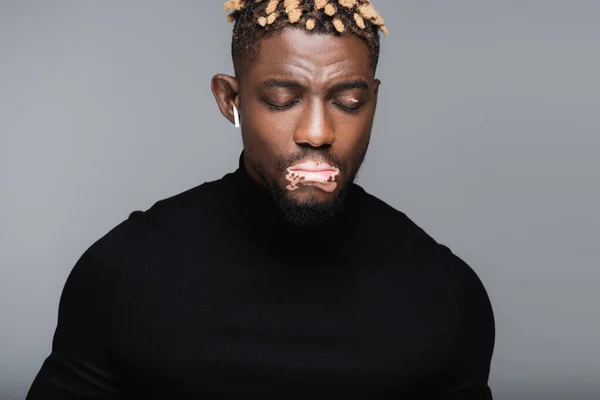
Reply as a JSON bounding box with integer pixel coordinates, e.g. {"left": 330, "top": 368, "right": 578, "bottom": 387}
{"left": 275, "top": 148, "right": 347, "bottom": 174}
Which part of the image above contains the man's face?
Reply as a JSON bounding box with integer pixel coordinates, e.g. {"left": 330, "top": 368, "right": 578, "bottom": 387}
{"left": 218, "top": 28, "right": 380, "bottom": 225}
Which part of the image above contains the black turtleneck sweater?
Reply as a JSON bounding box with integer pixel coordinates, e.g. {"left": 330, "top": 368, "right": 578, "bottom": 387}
{"left": 27, "top": 155, "right": 495, "bottom": 399}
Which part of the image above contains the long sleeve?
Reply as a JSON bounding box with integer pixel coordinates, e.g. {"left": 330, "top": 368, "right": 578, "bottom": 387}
{"left": 435, "top": 248, "right": 496, "bottom": 399}
{"left": 27, "top": 221, "right": 130, "bottom": 399}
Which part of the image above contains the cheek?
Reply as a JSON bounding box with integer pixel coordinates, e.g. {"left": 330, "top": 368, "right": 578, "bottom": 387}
{"left": 240, "top": 111, "right": 292, "bottom": 166}
{"left": 240, "top": 94, "right": 305, "bottom": 151}
{"left": 333, "top": 115, "right": 373, "bottom": 153}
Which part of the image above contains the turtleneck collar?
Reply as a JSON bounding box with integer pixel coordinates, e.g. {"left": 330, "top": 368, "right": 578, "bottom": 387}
{"left": 231, "top": 151, "right": 285, "bottom": 228}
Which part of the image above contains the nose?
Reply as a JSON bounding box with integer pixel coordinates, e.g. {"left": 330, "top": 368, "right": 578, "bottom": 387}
{"left": 293, "top": 100, "right": 335, "bottom": 148}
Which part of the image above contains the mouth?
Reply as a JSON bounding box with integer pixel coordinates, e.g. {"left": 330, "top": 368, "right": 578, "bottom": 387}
{"left": 286, "top": 160, "right": 341, "bottom": 192}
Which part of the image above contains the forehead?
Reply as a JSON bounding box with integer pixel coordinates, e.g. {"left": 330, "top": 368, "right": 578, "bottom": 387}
{"left": 245, "top": 28, "right": 373, "bottom": 84}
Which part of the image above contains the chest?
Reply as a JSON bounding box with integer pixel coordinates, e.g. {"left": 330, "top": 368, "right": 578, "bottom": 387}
{"left": 115, "top": 240, "right": 458, "bottom": 397}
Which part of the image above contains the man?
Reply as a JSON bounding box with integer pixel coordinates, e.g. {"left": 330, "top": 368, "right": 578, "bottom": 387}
{"left": 28, "top": 1, "right": 495, "bottom": 398}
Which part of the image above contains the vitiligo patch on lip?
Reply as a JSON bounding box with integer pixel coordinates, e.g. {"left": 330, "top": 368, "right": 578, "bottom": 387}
{"left": 285, "top": 160, "right": 340, "bottom": 192}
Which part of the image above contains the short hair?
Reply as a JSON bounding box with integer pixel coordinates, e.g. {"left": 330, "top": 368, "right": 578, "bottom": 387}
{"left": 224, "top": 0, "right": 388, "bottom": 74}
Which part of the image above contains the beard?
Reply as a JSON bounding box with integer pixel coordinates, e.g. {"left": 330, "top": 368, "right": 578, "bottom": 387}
{"left": 267, "top": 180, "right": 349, "bottom": 227}
{"left": 254, "top": 146, "right": 368, "bottom": 227}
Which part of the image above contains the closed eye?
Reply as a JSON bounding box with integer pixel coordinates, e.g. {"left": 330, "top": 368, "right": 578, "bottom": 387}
{"left": 333, "top": 102, "right": 362, "bottom": 113}
{"left": 266, "top": 101, "right": 298, "bottom": 111}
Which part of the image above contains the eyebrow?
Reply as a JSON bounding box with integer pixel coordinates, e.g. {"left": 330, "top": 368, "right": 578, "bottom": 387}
{"left": 332, "top": 79, "right": 369, "bottom": 91}
{"left": 262, "top": 79, "right": 303, "bottom": 89}
{"left": 260, "top": 78, "right": 369, "bottom": 91}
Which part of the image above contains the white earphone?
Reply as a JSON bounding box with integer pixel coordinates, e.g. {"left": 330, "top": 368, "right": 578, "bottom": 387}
{"left": 233, "top": 104, "right": 240, "bottom": 128}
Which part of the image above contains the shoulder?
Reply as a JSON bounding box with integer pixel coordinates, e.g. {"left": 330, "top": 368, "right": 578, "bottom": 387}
{"left": 358, "top": 186, "right": 496, "bottom": 345}
{"left": 134, "top": 173, "right": 235, "bottom": 233}
{"left": 353, "top": 185, "right": 493, "bottom": 303}
{"left": 72, "top": 174, "right": 234, "bottom": 274}
{"left": 66, "top": 219, "right": 131, "bottom": 290}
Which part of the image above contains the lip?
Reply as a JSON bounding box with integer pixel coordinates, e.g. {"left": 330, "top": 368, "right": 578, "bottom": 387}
{"left": 287, "top": 161, "right": 339, "bottom": 173}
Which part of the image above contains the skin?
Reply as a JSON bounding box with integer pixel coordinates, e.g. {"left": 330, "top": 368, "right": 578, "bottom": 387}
{"left": 211, "top": 27, "right": 380, "bottom": 208}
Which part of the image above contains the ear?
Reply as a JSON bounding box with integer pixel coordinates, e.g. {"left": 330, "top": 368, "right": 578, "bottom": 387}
{"left": 211, "top": 74, "right": 240, "bottom": 126}
{"left": 373, "top": 78, "right": 381, "bottom": 111}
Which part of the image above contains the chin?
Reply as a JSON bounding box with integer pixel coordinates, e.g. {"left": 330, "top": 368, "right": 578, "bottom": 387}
{"left": 272, "top": 183, "right": 349, "bottom": 227}
{"left": 286, "top": 185, "right": 336, "bottom": 205}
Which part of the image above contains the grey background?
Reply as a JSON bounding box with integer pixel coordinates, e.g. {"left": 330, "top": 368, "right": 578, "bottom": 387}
{"left": 1, "top": 1, "right": 599, "bottom": 399}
